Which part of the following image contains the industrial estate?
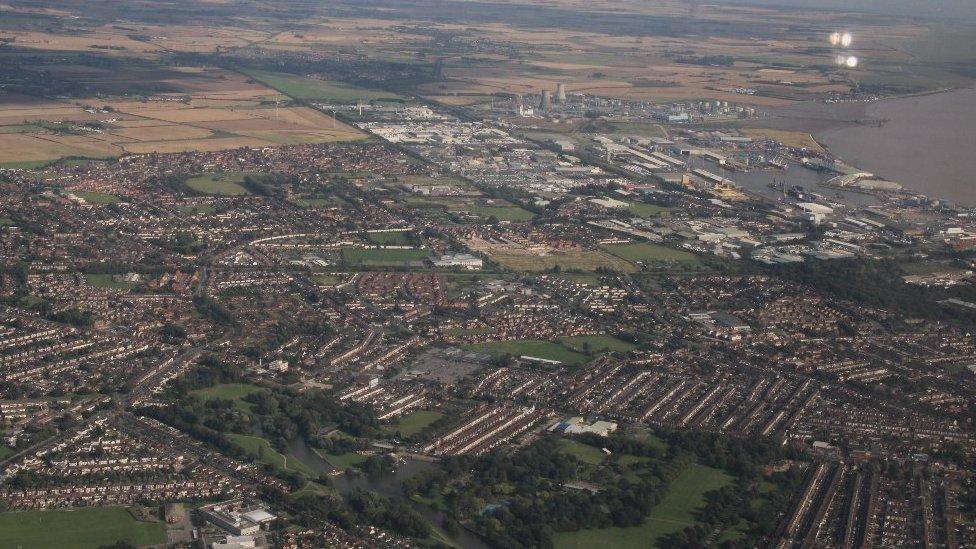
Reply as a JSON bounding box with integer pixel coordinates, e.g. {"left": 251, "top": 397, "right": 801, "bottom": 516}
{"left": 0, "top": 0, "right": 975, "bottom": 548}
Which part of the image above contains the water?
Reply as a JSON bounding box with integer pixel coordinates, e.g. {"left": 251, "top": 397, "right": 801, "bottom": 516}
{"left": 763, "top": 88, "right": 976, "bottom": 207}
{"left": 816, "top": 88, "right": 976, "bottom": 206}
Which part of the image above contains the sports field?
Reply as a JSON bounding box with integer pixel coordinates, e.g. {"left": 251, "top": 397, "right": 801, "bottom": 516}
{"left": 603, "top": 243, "right": 699, "bottom": 264}
{"left": 389, "top": 410, "right": 444, "bottom": 437}
{"left": 72, "top": 191, "right": 121, "bottom": 204}
{"left": 191, "top": 383, "right": 263, "bottom": 402}
{"left": 463, "top": 340, "right": 588, "bottom": 366}
{"left": 185, "top": 172, "right": 254, "bottom": 195}
{"left": 0, "top": 507, "right": 166, "bottom": 549}
{"left": 469, "top": 205, "right": 535, "bottom": 222}
{"left": 558, "top": 439, "right": 606, "bottom": 465}
{"left": 85, "top": 274, "right": 135, "bottom": 290}
{"left": 553, "top": 463, "right": 732, "bottom": 548}
{"left": 626, "top": 202, "right": 671, "bottom": 218}
{"left": 342, "top": 247, "right": 429, "bottom": 266}
{"left": 561, "top": 335, "right": 636, "bottom": 353}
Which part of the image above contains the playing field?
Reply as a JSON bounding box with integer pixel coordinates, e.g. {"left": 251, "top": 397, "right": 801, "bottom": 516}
{"left": 85, "top": 273, "right": 135, "bottom": 290}
{"left": 389, "top": 410, "right": 444, "bottom": 437}
{"left": 342, "top": 247, "right": 429, "bottom": 266}
{"left": 469, "top": 205, "right": 535, "bottom": 222}
{"left": 553, "top": 463, "right": 733, "bottom": 548}
{"left": 603, "top": 243, "right": 699, "bottom": 264}
{"left": 558, "top": 439, "right": 606, "bottom": 465}
{"left": 561, "top": 335, "right": 636, "bottom": 353}
{"left": 185, "top": 172, "right": 254, "bottom": 195}
{"left": 463, "top": 340, "right": 589, "bottom": 366}
{"left": 0, "top": 507, "right": 166, "bottom": 549}
{"left": 70, "top": 191, "right": 121, "bottom": 204}
{"left": 626, "top": 202, "right": 671, "bottom": 218}
{"left": 191, "top": 383, "right": 263, "bottom": 402}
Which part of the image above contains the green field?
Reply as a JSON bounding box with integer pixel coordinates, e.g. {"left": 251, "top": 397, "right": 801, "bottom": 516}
{"left": 626, "top": 202, "right": 671, "bottom": 218}
{"left": 603, "top": 243, "right": 699, "bottom": 264}
{"left": 558, "top": 439, "right": 606, "bottom": 465}
{"left": 367, "top": 231, "right": 414, "bottom": 245}
{"left": 192, "top": 383, "right": 263, "bottom": 403}
{"left": 561, "top": 335, "right": 636, "bottom": 354}
{"left": 185, "top": 172, "right": 254, "bottom": 196}
{"left": 0, "top": 217, "right": 17, "bottom": 227}
{"left": 554, "top": 463, "right": 733, "bottom": 548}
{"left": 0, "top": 159, "right": 51, "bottom": 169}
{"left": 0, "top": 445, "right": 13, "bottom": 460}
{"left": 0, "top": 507, "right": 166, "bottom": 549}
{"left": 226, "top": 433, "right": 313, "bottom": 476}
{"left": 313, "top": 274, "right": 340, "bottom": 286}
{"left": 389, "top": 410, "right": 444, "bottom": 437}
{"left": 314, "top": 447, "right": 367, "bottom": 469}
{"left": 246, "top": 70, "right": 402, "bottom": 102}
{"left": 85, "top": 273, "right": 135, "bottom": 290}
{"left": 463, "top": 340, "right": 588, "bottom": 366}
{"left": 470, "top": 204, "right": 535, "bottom": 222}
{"left": 73, "top": 191, "right": 121, "bottom": 204}
{"left": 342, "top": 247, "right": 429, "bottom": 266}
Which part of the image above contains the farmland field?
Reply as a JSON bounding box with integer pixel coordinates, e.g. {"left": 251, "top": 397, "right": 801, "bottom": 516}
{"left": 245, "top": 70, "right": 403, "bottom": 103}
{"left": 0, "top": 507, "right": 166, "bottom": 549}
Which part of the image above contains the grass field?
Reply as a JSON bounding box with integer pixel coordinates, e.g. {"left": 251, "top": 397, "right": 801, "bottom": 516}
{"left": 192, "top": 383, "right": 263, "bottom": 402}
{"left": 469, "top": 204, "right": 535, "bottom": 222}
{"left": 463, "top": 340, "right": 589, "bottom": 366}
{"left": 603, "top": 243, "right": 699, "bottom": 264}
{"left": 558, "top": 439, "right": 606, "bottom": 465}
{"left": 367, "top": 231, "right": 414, "bottom": 245}
{"left": 0, "top": 445, "right": 13, "bottom": 460}
{"left": 226, "top": 433, "right": 314, "bottom": 476}
{"left": 314, "top": 447, "right": 367, "bottom": 470}
{"left": 554, "top": 463, "right": 733, "bottom": 548}
{"left": 85, "top": 273, "right": 135, "bottom": 290}
{"left": 245, "top": 70, "right": 402, "bottom": 103}
{"left": 389, "top": 410, "right": 444, "bottom": 437}
{"left": 561, "top": 335, "right": 636, "bottom": 354}
{"left": 342, "top": 247, "right": 429, "bottom": 266}
{"left": 185, "top": 172, "right": 255, "bottom": 195}
{"left": 0, "top": 507, "right": 166, "bottom": 549}
{"left": 73, "top": 191, "right": 121, "bottom": 204}
{"left": 0, "top": 217, "right": 14, "bottom": 227}
{"left": 626, "top": 202, "right": 671, "bottom": 218}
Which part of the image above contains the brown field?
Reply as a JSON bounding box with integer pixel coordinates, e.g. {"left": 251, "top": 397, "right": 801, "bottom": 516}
{"left": 740, "top": 128, "right": 825, "bottom": 152}
{"left": 0, "top": 68, "right": 364, "bottom": 164}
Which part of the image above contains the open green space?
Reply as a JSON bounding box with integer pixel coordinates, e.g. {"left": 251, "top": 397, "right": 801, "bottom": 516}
{"left": 191, "top": 382, "right": 263, "bottom": 403}
{"left": 0, "top": 507, "right": 166, "bottom": 549}
{"left": 561, "top": 335, "right": 636, "bottom": 354}
{"left": 0, "top": 217, "right": 17, "bottom": 227}
{"left": 0, "top": 159, "right": 51, "bottom": 169}
{"left": 73, "top": 191, "right": 121, "bottom": 204}
{"left": 463, "top": 340, "right": 588, "bottom": 366}
{"left": 226, "top": 433, "right": 314, "bottom": 476}
{"left": 185, "top": 172, "right": 255, "bottom": 196}
{"left": 85, "top": 273, "right": 135, "bottom": 290}
{"left": 367, "top": 231, "right": 414, "bottom": 245}
{"left": 178, "top": 203, "right": 216, "bottom": 215}
{"left": 626, "top": 201, "right": 671, "bottom": 218}
{"left": 389, "top": 410, "right": 444, "bottom": 437}
{"left": 245, "top": 70, "right": 402, "bottom": 102}
{"left": 0, "top": 445, "right": 14, "bottom": 460}
{"left": 558, "top": 439, "right": 606, "bottom": 465}
{"left": 342, "top": 247, "right": 429, "bottom": 266}
{"left": 553, "top": 463, "right": 733, "bottom": 549}
{"left": 603, "top": 242, "right": 699, "bottom": 264}
{"left": 313, "top": 274, "right": 340, "bottom": 286}
{"left": 314, "top": 447, "right": 367, "bottom": 470}
{"left": 469, "top": 204, "right": 535, "bottom": 222}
